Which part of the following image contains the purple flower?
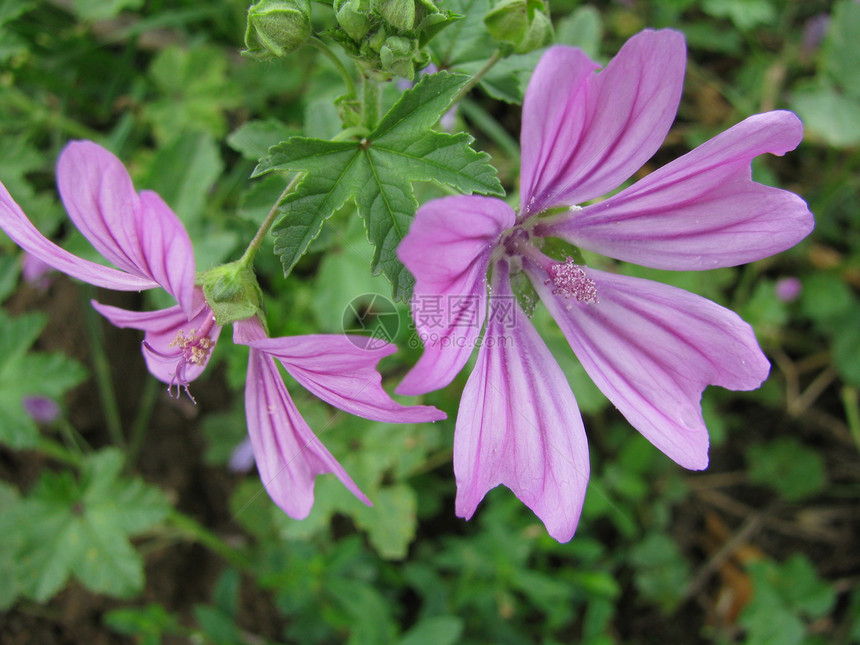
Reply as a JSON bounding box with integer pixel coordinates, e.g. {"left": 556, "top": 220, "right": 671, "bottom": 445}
{"left": 233, "top": 316, "right": 444, "bottom": 518}
{"left": 21, "top": 252, "right": 55, "bottom": 290}
{"left": 775, "top": 277, "right": 802, "bottom": 302}
{"left": 396, "top": 30, "right": 814, "bottom": 542}
{"left": 0, "top": 140, "right": 444, "bottom": 518}
{"left": 23, "top": 395, "right": 61, "bottom": 424}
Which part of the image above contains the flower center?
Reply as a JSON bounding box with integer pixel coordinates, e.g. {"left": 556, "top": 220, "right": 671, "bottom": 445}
{"left": 502, "top": 226, "right": 531, "bottom": 255}
{"left": 143, "top": 313, "right": 217, "bottom": 403}
{"left": 545, "top": 257, "right": 598, "bottom": 304}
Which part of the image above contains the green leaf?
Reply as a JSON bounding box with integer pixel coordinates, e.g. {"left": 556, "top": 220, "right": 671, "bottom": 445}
{"left": 105, "top": 604, "right": 180, "bottom": 645}
{"left": 143, "top": 131, "right": 224, "bottom": 226}
{"left": 0, "top": 0, "right": 34, "bottom": 27}
{"left": 746, "top": 438, "right": 827, "bottom": 502}
{"left": 702, "top": 0, "right": 776, "bottom": 31}
{"left": 353, "top": 484, "right": 418, "bottom": 559}
{"left": 629, "top": 532, "right": 690, "bottom": 612}
{"left": 822, "top": 0, "right": 860, "bottom": 99}
{"left": 9, "top": 449, "right": 168, "bottom": 601}
{"left": 71, "top": 0, "right": 143, "bottom": 21}
{"left": 398, "top": 616, "right": 464, "bottom": 645}
{"left": 556, "top": 6, "right": 603, "bottom": 60}
{"left": 227, "top": 119, "right": 300, "bottom": 161}
{"left": 0, "top": 311, "right": 86, "bottom": 448}
{"left": 741, "top": 555, "right": 836, "bottom": 645}
{"left": 325, "top": 577, "right": 398, "bottom": 645}
{"left": 791, "top": 84, "right": 860, "bottom": 148}
{"left": 0, "top": 310, "right": 45, "bottom": 362}
{"left": 257, "top": 72, "right": 504, "bottom": 300}
{"left": 0, "top": 481, "right": 23, "bottom": 609}
{"left": 144, "top": 44, "right": 240, "bottom": 143}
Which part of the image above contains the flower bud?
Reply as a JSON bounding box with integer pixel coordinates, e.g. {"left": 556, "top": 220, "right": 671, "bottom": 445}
{"left": 375, "top": 0, "right": 416, "bottom": 32}
{"left": 335, "top": 0, "right": 373, "bottom": 42}
{"left": 484, "top": 0, "right": 553, "bottom": 54}
{"left": 379, "top": 35, "right": 419, "bottom": 79}
{"left": 199, "top": 261, "right": 265, "bottom": 327}
{"left": 243, "top": 0, "right": 312, "bottom": 61}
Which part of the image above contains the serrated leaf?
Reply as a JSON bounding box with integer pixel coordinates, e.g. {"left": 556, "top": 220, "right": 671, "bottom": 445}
{"left": 70, "top": 512, "right": 144, "bottom": 598}
{"left": 746, "top": 438, "right": 827, "bottom": 502}
{"left": 0, "top": 310, "right": 45, "bottom": 363}
{"left": 257, "top": 72, "right": 504, "bottom": 300}
{"left": 353, "top": 484, "right": 417, "bottom": 559}
{"left": 227, "top": 119, "right": 300, "bottom": 160}
{"left": 9, "top": 450, "right": 168, "bottom": 601}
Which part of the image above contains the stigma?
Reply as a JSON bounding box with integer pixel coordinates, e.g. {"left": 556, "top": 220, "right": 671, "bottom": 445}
{"left": 545, "top": 257, "right": 598, "bottom": 304}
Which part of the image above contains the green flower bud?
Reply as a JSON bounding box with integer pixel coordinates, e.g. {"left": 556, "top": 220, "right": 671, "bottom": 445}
{"left": 379, "top": 35, "right": 418, "bottom": 78}
{"left": 335, "top": 0, "right": 373, "bottom": 42}
{"left": 484, "top": 0, "right": 553, "bottom": 54}
{"left": 375, "top": 0, "right": 415, "bottom": 32}
{"left": 243, "top": 0, "right": 312, "bottom": 61}
{"left": 199, "top": 261, "right": 265, "bottom": 327}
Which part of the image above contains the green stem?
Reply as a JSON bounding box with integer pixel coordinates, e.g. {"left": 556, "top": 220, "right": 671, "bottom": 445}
{"left": 308, "top": 36, "right": 357, "bottom": 99}
{"left": 449, "top": 49, "right": 503, "bottom": 106}
{"left": 238, "top": 172, "right": 304, "bottom": 267}
{"left": 36, "top": 437, "right": 83, "bottom": 467}
{"left": 362, "top": 73, "right": 381, "bottom": 130}
{"left": 82, "top": 288, "right": 126, "bottom": 449}
{"left": 56, "top": 417, "right": 90, "bottom": 457}
{"left": 167, "top": 510, "right": 253, "bottom": 572}
{"left": 126, "top": 377, "right": 161, "bottom": 469}
{"left": 842, "top": 386, "right": 860, "bottom": 454}
{"left": 4, "top": 85, "right": 102, "bottom": 140}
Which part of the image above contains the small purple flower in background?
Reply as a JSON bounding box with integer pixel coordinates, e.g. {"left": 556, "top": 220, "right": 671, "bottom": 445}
{"left": 22, "top": 252, "right": 54, "bottom": 290}
{"left": 397, "top": 30, "right": 814, "bottom": 542}
{"left": 800, "top": 13, "right": 830, "bottom": 63}
{"left": 0, "top": 141, "right": 444, "bottom": 519}
{"left": 775, "top": 277, "right": 802, "bottom": 302}
{"left": 228, "top": 437, "right": 256, "bottom": 474}
{"left": 23, "top": 395, "right": 61, "bottom": 424}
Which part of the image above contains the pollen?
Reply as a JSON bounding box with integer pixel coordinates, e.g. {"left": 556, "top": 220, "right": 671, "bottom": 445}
{"left": 546, "top": 257, "right": 598, "bottom": 304}
{"left": 169, "top": 329, "right": 214, "bottom": 365}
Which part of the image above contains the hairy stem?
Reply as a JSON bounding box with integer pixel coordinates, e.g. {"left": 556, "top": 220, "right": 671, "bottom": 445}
{"left": 449, "top": 49, "right": 503, "bottom": 106}
{"left": 362, "top": 73, "right": 381, "bottom": 130}
{"left": 308, "top": 36, "right": 357, "bottom": 99}
{"left": 238, "top": 172, "right": 304, "bottom": 267}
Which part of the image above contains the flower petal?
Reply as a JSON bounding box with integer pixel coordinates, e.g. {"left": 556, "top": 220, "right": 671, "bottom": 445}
{"left": 528, "top": 261, "right": 770, "bottom": 470}
{"left": 137, "top": 191, "right": 196, "bottom": 316}
{"left": 0, "top": 180, "right": 156, "bottom": 291}
{"left": 454, "top": 263, "right": 589, "bottom": 543}
{"left": 245, "top": 335, "right": 446, "bottom": 423}
{"left": 396, "top": 195, "right": 515, "bottom": 396}
{"left": 57, "top": 141, "right": 195, "bottom": 310}
{"left": 236, "top": 318, "right": 370, "bottom": 519}
{"left": 538, "top": 111, "right": 814, "bottom": 269}
{"left": 520, "top": 30, "right": 686, "bottom": 215}
{"left": 91, "top": 291, "right": 220, "bottom": 386}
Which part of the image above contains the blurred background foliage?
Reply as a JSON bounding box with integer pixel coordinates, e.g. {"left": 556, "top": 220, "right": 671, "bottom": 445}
{"left": 0, "top": 0, "right": 858, "bottom": 643}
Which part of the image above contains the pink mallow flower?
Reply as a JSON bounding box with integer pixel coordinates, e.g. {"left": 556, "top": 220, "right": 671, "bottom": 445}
{"left": 396, "top": 30, "right": 814, "bottom": 542}
{"left": 0, "top": 140, "right": 443, "bottom": 519}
